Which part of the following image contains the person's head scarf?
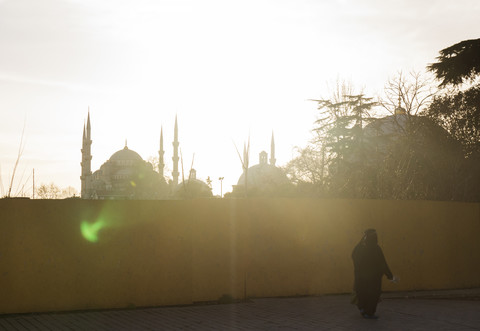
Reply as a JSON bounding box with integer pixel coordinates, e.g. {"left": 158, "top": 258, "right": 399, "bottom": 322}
{"left": 363, "top": 228, "right": 378, "bottom": 246}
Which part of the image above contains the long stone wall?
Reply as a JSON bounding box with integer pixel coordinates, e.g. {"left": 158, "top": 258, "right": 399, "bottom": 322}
{"left": 0, "top": 198, "right": 479, "bottom": 314}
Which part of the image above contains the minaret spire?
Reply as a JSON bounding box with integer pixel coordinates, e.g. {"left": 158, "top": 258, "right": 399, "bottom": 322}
{"left": 172, "top": 115, "right": 179, "bottom": 186}
{"left": 86, "top": 108, "right": 91, "bottom": 141}
{"left": 81, "top": 109, "right": 93, "bottom": 199}
{"left": 158, "top": 126, "right": 165, "bottom": 178}
{"left": 270, "top": 131, "right": 276, "bottom": 166}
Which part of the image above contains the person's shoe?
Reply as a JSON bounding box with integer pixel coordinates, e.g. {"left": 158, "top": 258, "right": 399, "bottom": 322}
{"left": 362, "top": 313, "right": 379, "bottom": 319}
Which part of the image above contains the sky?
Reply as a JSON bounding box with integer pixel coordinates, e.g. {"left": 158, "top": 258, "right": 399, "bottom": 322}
{"left": 1, "top": 0, "right": 479, "bottom": 197}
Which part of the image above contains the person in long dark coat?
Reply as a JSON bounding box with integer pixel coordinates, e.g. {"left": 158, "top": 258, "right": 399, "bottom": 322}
{"left": 352, "top": 229, "right": 393, "bottom": 319}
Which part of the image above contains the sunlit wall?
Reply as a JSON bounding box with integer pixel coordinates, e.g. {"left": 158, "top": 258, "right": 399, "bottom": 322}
{"left": 0, "top": 198, "right": 479, "bottom": 314}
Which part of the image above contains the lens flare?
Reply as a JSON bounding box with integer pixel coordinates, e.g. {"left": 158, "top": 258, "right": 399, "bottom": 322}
{"left": 81, "top": 220, "right": 107, "bottom": 242}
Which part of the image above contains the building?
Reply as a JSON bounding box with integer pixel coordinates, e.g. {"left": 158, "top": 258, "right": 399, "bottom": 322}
{"left": 172, "top": 169, "right": 213, "bottom": 199}
{"left": 80, "top": 112, "right": 211, "bottom": 199}
{"left": 229, "top": 133, "right": 292, "bottom": 197}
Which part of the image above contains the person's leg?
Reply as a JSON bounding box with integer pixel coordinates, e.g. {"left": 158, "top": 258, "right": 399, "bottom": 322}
{"left": 355, "top": 280, "right": 368, "bottom": 314}
{"left": 362, "top": 279, "right": 381, "bottom": 317}
{"left": 362, "top": 292, "right": 378, "bottom": 316}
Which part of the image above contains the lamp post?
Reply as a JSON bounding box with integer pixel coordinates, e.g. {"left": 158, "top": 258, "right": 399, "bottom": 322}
{"left": 218, "top": 177, "right": 224, "bottom": 198}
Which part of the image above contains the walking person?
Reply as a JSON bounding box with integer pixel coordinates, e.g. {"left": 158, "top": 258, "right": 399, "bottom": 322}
{"left": 352, "top": 229, "right": 394, "bottom": 319}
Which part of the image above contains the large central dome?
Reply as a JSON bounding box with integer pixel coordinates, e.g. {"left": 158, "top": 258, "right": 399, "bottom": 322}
{"left": 109, "top": 146, "right": 143, "bottom": 161}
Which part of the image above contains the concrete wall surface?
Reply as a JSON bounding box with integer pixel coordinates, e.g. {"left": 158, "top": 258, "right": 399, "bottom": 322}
{"left": 0, "top": 198, "right": 479, "bottom": 314}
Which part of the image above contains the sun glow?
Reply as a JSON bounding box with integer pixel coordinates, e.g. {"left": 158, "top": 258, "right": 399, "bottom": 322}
{"left": 1, "top": 0, "right": 478, "bottom": 197}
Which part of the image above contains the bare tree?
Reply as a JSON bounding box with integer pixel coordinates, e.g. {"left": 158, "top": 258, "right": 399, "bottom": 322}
{"left": 284, "top": 145, "right": 325, "bottom": 185}
{"left": 61, "top": 186, "right": 79, "bottom": 198}
{"left": 233, "top": 137, "right": 250, "bottom": 197}
{"left": 35, "top": 183, "right": 79, "bottom": 199}
{"left": 36, "top": 183, "right": 61, "bottom": 199}
{"left": 380, "top": 71, "right": 437, "bottom": 116}
{"left": 7, "top": 121, "right": 27, "bottom": 198}
{"left": 147, "top": 156, "right": 159, "bottom": 170}
{"left": 147, "top": 155, "right": 172, "bottom": 182}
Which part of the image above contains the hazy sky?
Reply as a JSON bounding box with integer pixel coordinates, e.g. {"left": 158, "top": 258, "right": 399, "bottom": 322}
{"left": 1, "top": 0, "right": 479, "bottom": 197}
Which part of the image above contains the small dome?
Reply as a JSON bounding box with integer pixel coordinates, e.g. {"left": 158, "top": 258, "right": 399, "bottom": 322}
{"left": 395, "top": 105, "right": 407, "bottom": 115}
{"left": 237, "top": 163, "right": 289, "bottom": 188}
{"left": 364, "top": 114, "right": 408, "bottom": 137}
{"left": 109, "top": 146, "right": 143, "bottom": 161}
{"left": 174, "top": 178, "right": 213, "bottom": 198}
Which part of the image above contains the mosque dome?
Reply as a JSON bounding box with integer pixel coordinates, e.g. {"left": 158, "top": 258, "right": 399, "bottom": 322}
{"left": 173, "top": 169, "right": 213, "bottom": 198}
{"left": 364, "top": 97, "right": 410, "bottom": 137}
{"left": 237, "top": 163, "right": 289, "bottom": 188}
{"left": 364, "top": 114, "right": 448, "bottom": 139}
{"left": 361, "top": 113, "right": 456, "bottom": 165}
{"left": 236, "top": 151, "right": 289, "bottom": 188}
{"left": 364, "top": 114, "right": 408, "bottom": 137}
{"left": 109, "top": 146, "right": 143, "bottom": 162}
{"left": 81, "top": 112, "right": 175, "bottom": 200}
{"left": 395, "top": 105, "right": 407, "bottom": 115}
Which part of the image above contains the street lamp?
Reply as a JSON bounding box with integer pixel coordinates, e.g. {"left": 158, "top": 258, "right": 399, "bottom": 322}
{"left": 218, "top": 177, "right": 224, "bottom": 198}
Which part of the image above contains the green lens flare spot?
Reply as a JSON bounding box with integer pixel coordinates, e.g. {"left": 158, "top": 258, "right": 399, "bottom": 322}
{"left": 81, "top": 220, "right": 106, "bottom": 242}
{"left": 130, "top": 181, "right": 136, "bottom": 187}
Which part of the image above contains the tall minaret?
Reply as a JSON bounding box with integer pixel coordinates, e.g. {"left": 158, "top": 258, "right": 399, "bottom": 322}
{"left": 158, "top": 126, "right": 165, "bottom": 178}
{"left": 172, "top": 116, "right": 179, "bottom": 186}
{"left": 269, "top": 131, "right": 276, "bottom": 166}
{"left": 243, "top": 143, "right": 248, "bottom": 172}
{"left": 81, "top": 110, "right": 92, "bottom": 199}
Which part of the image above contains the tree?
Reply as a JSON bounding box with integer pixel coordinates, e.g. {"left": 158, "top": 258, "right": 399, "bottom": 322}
{"left": 36, "top": 183, "right": 61, "bottom": 199}
{"left": 316, "top": 95, "right": 376, "bottom": 197}
{"left": 425, "top": 39, "right": 480, "bottom": 156}
{"left": 147, "top": 156, "right": 159, "bottom": 171}
{"left": 1, "top": 121, "right": 29, "bottom": 198}
{"left": 283, "top": 145, "right": 326, "bottom": 197}
{"left": 172, "top": 179, "right": 213, "bottom": 199}
{"left": 286, "top": 72, "right": 470, "bottom": 200}
{"left": 365, "top": 116, "right": 463, "bottom": 201}
{"left": 36, "top": 183, "right": 79, "bottom": 199}
{"left": 61, "top": 186, "right": 79, "bottom": 198}
{"left": 380, "top": 71, "right": 437, "bottom": 116}
{"left": 285, "top": 81, "right": 377, "bottom": 197}
{"left": 284, "top": 145, "right": 325, "bottom": 185}
{"left": 428, "top": 38, "right": 480, "bottom": 87}
{"left": 420, "top": 39, "right": 480, "bottom": 201}
{"left": 424, "top": 85, "right": 480, "bottom": 155}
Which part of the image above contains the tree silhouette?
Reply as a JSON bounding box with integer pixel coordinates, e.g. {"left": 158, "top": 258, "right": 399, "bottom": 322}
{"left": 428, "top": 38, "right": 480, "bottom": 87}
{"left": 425, "top": 85, "right": 480, "bottom": 155}
{"left": 425, "top": 39, "right": 480, "bottom": 157}
{"left": 311, "top": 94, "right": 376, "bottom": 198}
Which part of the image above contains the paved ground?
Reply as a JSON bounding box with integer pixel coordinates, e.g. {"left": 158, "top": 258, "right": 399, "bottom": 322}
{"left": 1, "top": 289, "right": 479, "bottom": 330}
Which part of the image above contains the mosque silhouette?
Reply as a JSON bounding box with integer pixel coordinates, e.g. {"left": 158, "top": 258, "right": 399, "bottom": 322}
{"left": 81, "top": 112, "right": 290, "bottom": 199}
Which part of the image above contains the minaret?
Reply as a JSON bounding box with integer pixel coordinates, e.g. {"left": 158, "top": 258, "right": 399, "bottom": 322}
{"left": 81, "top": 110, "right": 92, "bottom": 199}
{"left": 269, "top": 131, "right": 276, "bottom": 166}
{"left": 158, "top": 127, "right": 165, "bottom": 178}
{"left": 172, "top": 116, "right": 179, "bottom": 186}
{"left": 243, "top": 143, "right": 248, "bottom": 172}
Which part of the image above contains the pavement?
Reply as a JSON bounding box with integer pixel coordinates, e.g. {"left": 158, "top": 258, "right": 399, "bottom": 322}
{"left": 1, "top": 289, "right": 479, "bottom": 330}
